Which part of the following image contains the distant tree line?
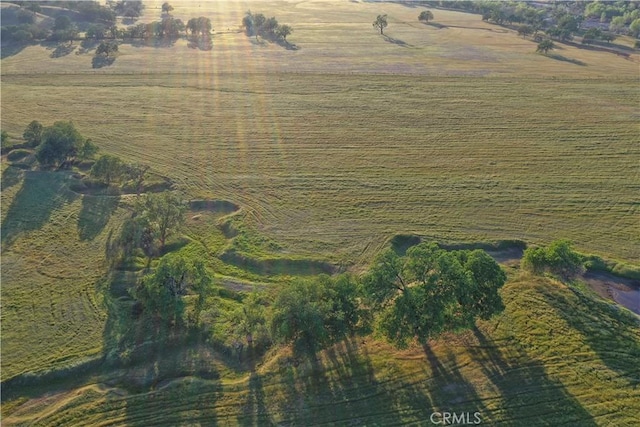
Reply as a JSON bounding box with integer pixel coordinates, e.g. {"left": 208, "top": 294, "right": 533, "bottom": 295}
{"left": 242, "top": 11, "right": 293, "bottom": 43}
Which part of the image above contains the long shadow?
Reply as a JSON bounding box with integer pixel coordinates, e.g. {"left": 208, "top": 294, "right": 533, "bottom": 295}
{"left": 382, "top": 35, "right": 413, "bottom": 48}
{"left": 92, "top": 55, "right": 115, "bottom": 68}
{"left": 545, "top": 53, "right": 587, "bottom": 66}
{"left": 0, "top": 41, "right": 31, "bottom": 59}
{"left": 470, "top": 326, "right": 597, "bottom": 425}
{"left": 1, "top": 171, "right": 78, "bottom": 249}
{"left": 1, "top": 165, "right": 23, "bottom": 191}
{"left": 271, "top": 339, "right": 434, "bottom": 425}
{"left": 425, "top": 21, "right": 448, "bottom": 29}
{"left": 77, "top": 194, "right": 120, "bottom": 241}
{"left": 237, "top": 345, "right": 272, "bottom": 426}
{"left": 540, "top": 285, "right": 640, "bottom": 388}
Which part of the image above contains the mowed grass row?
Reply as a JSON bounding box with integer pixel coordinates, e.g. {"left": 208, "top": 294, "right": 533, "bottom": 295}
{"left": 4, "top": 275, "right": 639, "bottom": 426}
{"left": 2, "top": 74, "right": 638, "bottom": 265}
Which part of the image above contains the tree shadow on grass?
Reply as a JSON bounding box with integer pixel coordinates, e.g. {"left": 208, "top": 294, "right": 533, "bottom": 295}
{"left": 545, "top": 53, "right": 587, "bottom": 66}
{"left": 540, "top": 285, "right": 640, "bottom": 388}
{"left": 424, "top": 21, "right": 448, "bottom": 29}
{"left": 77, "top": 194, "right": 120, "bottom": 241}
{"left": 0, "top": 42, "right": 31, "bottom": 59}
{"left": 383, "top": 35, "right": 413, "bottom": 48}
{"left": 469, "top": 326, "right": 597, "bottom": 425}
{"left": 1, "top": 165, "right": 24, "bottom": 191}
{"left": 92, "top": 55, "right": 115, "bottom": 68}
{"left": 1, "top": 171, "right": 78, "bottom": 249}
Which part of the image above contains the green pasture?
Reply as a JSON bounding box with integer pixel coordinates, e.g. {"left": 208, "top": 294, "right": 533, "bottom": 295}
{"left": 1, "top": 1, "right": 639, "bottom": 424}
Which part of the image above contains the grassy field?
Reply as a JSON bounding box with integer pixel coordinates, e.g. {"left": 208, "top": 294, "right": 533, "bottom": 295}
{"left": 3, "top": 274, "right": 639, "bottom": 425}
{"left": 2, "top": 0, "right": 639, "bottom": 424}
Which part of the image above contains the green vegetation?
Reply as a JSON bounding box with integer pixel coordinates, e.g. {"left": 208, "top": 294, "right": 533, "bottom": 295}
{"left": 373, "top": 14, "right": 388, "bottom": 35}
{"left": 419, "top": 10, "right": 434, "bottom": 23}
{"left": 1, "top": 1, "right": 639, "bottom": 425}
{"left": 364, "top": 243, "right": 505, "bottom": 348}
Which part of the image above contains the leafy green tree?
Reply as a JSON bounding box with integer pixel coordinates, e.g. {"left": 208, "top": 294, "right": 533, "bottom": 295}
{"left": 95, "top": 41, "right": 118, "bottom": 57}
{"left": 79, "top": 138, "right": 99, "bottom": 159}
{"left": 363, "top": 243, "right": 506, "bottom": 349}
{"left": 143, "top": 192, "right": 186, "bottom": 250}
{"left": 522, "top": 239, "right": 583, "bottom": 279}
{"left": 133, "top": 255, "right": 212, "bottom": 327}
{"left": 54, "top": 15, "right": 72, "bottom": 31}
{"left": 229, "top": 292, "right": 268, "bottom": 347}
{"left": 36, "top": 121, "right": 86, "bottom": 167}
{"left": 252, "top": 13, "right": 266, "bottom": 39}
{"left": 536, "top": 39, "right": 555, "bottom": 54}
{"left": 242, "top": 11, "right": 255, "bottom": 36}
{"left": 1, "top": 130, "right": 8, "bottom": 147}
{"left": 373, "top": 14, "right": 388, "bottom": 35}
{"left": 269, "top": 279, "right": 332, "bottom": 354}
{"left": 23, "top": 120, "right": 43, "bottom": 147}
{"left": 517, "top": 24, "right": 533, "bottom": 38}
{"left": 125, "top": 163, "right": 149, "bottom": 196}
{"left": 86, "top": 24, "right": 107, "bottom": 40}
{"left": 630, "top": 18, "right": 640, "bottom": 37}
{"left": 161, "top": 2, "right": 174, "bottom": 15}
{"left": 90, "top": 154, "right": 124, "bottom": 185}
{"left": 419, "top": 10, "right": 434, "bottom": 23}
{"left": 276, "top": 24, "right": 292, "bottom": 42}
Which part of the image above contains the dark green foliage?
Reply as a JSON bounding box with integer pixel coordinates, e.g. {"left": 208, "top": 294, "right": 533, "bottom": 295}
{"left": 162, "top": 2, "right": 173, "bottom": 15}
{"left": 517, "top": 24, "right": 534, "bottom": 38}
{"left": 373, "top": 14, "right": 388, "bottom": 35}
{"left": 23, "top": 120, "right": 43, "bottom": 147}
{"left": 86, "top": 24, "right": 107, "bottom": 40}
{"left": 419, "top": 10, "right": 434, "bottom": 23}
{"left": 186, "top": 16, "right": 212, "bottom": 38}
{"left": 1, "top": 130, "right": 8, "bottom": 147}
{"left": 228, "top": 292, "right": 269, "bottom": 347}
{"left": 132, "top": 255, "right": 212, "bottom": 327}
{"left": 54, "top": 15, "right": 72, "bottom": 31}
{"left": 35, "top": 121, "right": 86, "bottom": 167}
{"left": 363, "top": 243, "right": 506, "bottom": 348}
{"left": 90, "top": 154, "right": 124, "bottom": 185}
{"left": 79, "top": 138, "right": 99, "bottom": 159}
{"left": 242, "top": 11, "right": 293, "bottom": 43}
{"left": 536, "top": 39, "right": 555, "bottom": 54}
{"left": 269, "top": 274, "right": 365, "bottom": 355}
{"left": 521, "top": 239, "right": 584, "bottom": 279}
{"left": 141, "top": 192, "right": 186, "bottom": 250}
{"left": 95, "top": 41, "right": 118, "bottom": 57}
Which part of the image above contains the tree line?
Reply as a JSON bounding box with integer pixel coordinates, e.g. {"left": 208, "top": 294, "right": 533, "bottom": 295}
{"left": 242, "top": 11, "right": 293, "bottom": 44}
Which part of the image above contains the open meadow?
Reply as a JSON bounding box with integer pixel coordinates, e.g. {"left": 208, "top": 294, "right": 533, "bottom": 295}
{"left": 1, "top": 0, "right": 639, "bottom": 425}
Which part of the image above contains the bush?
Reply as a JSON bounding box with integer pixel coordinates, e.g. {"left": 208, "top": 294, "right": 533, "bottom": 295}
{"left": 521, "top": 239, "right": 584, "bottom": 279}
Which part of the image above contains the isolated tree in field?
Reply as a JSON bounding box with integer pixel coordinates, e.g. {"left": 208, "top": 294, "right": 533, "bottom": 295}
{"left": 419, "top": 10, "right": 434, "bottom": 23}
{"left": 536, "top": 39, "right": 555, "bottom": 54}
{"left": 363, "top": 243, "right": 506, "bottom": 349}
{"left": 36, "top": 121, "right": 86, "bottom": 167}
{"left": 95, "top": 41, "right": 118, "bottom": 57}
{"left": 143, "top": 192, "right": 186, "bottom": 250}
{"left": 373, "top": 14, "right": 388, "bottom": 35}
{"left": 161, "top": 2, "right": 173, "bottom": 15}
{"left": 187, "top": 16, "right": 212, "bottom": 38}
{"left": 23, "top": 120, "right": 43, "bottom": 147}
{"left": 276, "top": 24, "right": 293, "bottom": 42}
{"left": 90, "top": 154, "right": 124, "bottom": 186}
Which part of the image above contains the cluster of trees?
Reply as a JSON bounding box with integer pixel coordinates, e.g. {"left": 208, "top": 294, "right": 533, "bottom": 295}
{"left": 269, "top": 243, "right": 506, "bottom": 356}
{"left": 186, "top": 17, "right": 212, "bottom": 39}
{"left": 242, "top": 11, "right": 293, "bottom": 43}
{"left": 22, "top": 120, "right": 98, "bottom": 167}
{"left": 132, "top": 255, "right": 211, "bottom": 327}
{"left": 583, "top": 1, "right": 640, "bottom": 35}
{"left": 90, "top": 154, "right": 149, "bottom": 194}
{"left": 116, "top": 192, "right": 186, "bottom": 262}
{"left": 521, "top": 239, "right": 583, "bottom": 279}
